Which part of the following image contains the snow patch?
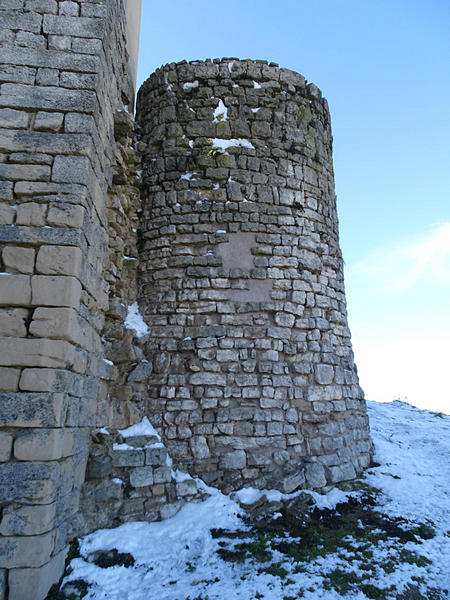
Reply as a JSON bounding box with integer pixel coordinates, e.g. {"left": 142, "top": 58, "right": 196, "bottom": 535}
{"left": 118, "top": 416, "right": 161, "bottom": 441}
{"left": 213, "top": 99, "right": 228, "bottom": 123}
{"left": 124, "top": 302, "right": 149, "bottom": 337}
{"left": 183, "top": 80, "right": 198, "bottom": 90}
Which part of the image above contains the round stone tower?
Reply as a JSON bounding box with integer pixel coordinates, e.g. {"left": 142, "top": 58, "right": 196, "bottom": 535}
{"left": 136, "top": 58, "right": 373, "bottom": 493}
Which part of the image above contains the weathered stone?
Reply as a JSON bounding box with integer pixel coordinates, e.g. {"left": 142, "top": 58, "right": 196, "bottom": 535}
{"left": 7, "top": 546, "right": 67, "bottom": 600}
{"left": 2, "top": 246, "right": 35, "bottom": 274}
{"left": 0, "top": 367, "right": 20, "bottom": 392}
{"left": 282, "top": 470, "right": 305, "bottom": 493}
{"left": 0, "top": 461, "right": 58, "bottom": 503}
{"left": 16, "top": 202, "right": 47, "bottom": 226}
{"left": 130, "top": 466, "right": 154, "bottom": 487}
{"left": 28, "top": 307, "right": 85, "bottom": 346}
{"left": 127, "top": 360, "right": 152, "bottom": 383}
{"left": 145, "top": 446, "right": 168, "bottom": 466}
{"left": 0, "top": 338, "right": 79, "bottom": 370}
{"left": 305, "top": 462, "right": 327, "bottom": 488}
{"left": 315, "top": 364, "right": 335, "bottom": 385}
{"left": 329, "top": 463, "right": 357, "bottom": 483}
{"left": 0, "top": 308, "right": 29, "bottom": 337}
{"left": 0, "top": 392, "right": 68, "bottom": 427}
{"left": 190, "top": 436, "right": 210, "bottom": 459}
{"left": 31, "top": 275, "right": 81, "bottom": 308}
{"left": 0, "top": 274, "right": 31, "bottom": 306}
{"left": 189, "top": 372, "right": 226, "bottom": 386}
{"left": 0, "top": 431, "right": 13, "bottom": 462}
{"left": 176, "top": 479, "right": 198, "bottom": 496}
{"left": 36, "top": 245, "right": 82, "bottom": 277}
{"left": 85, "top": 456, "right": 112, "bottom": 480}
{"left": 14, "top": 428, "right": 75, "bottom": 461}
{"left": 112, "top": 447, "right": 144, "bottom": 467}
{"left": 220, "top": 450, "right": 246, "bottom": 469}
{"left": 34, "top": 111, "right": 64, "bottom": 132}
{"left": 0, "top": 503, "right": 56, "bottom": 536}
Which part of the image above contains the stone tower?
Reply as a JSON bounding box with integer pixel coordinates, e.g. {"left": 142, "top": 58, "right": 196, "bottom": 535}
{"left": 136, "top": 59, "right": 373, "bottom": 493}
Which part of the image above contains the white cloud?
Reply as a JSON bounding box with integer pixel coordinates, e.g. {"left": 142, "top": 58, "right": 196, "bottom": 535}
{"left": 346, "top": 221, "right": 450, "bottom": 295}
{"left": 353, "top": 333, "right": 450, "bottom": 414}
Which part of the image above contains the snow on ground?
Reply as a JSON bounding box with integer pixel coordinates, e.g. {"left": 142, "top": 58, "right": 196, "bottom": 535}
{"left": 61, "top": 401, "right": 450, "bottom": 599}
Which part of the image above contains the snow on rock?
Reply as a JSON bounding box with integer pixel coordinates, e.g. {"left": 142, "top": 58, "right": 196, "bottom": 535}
{"left": 213, "top": 99, "right": 228, "bottom": 122}
{"left": 183, "top": 80, "right": 198, "bottom": 90}
{"left": 118, "top": 416, "right": 160, "bottom": 441}
{"left": 210, "top": 138, "right": 254, "bottom": 153}
{"left": 124, "top": 302, "right": 149, "bottom": 337}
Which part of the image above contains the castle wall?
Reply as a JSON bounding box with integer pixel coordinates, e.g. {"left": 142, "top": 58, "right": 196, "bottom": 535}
{"left": 0, "top": 5, "right": 373, "bottom": 597}
{"left": 0, "top": 2, "right": 140, "bottom": 598}
{"left": 136, "top": 59, "right": 373, "bottom": 493}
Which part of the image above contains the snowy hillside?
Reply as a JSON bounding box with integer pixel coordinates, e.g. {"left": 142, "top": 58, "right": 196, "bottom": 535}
{"left": 55, "top": 401, "right": 450, "bottom": 599}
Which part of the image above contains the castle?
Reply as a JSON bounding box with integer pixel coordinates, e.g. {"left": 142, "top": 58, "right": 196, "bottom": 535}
{"left": 0, "top": 2, "right": 372, "bottom": 598}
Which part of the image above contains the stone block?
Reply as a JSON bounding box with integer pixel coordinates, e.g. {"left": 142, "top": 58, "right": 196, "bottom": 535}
{"left": 8, "top": 546, "right": 67, "bottom": 600}
{"left": 31, "top": 275, "right": 81, "bottom": 308}
{"left": 176, "top": 479, "right": 198, "bottom": 497}
{"left": 85, "top": 456, "right": 111, "bottom": 479}
{"left": 329, "top": 462, "right": 356, "bottom": 483}
{"left": 1, "top": 83, "right": 96, "bottom": 114}
{"left": 112, "top": 446, "right": 144, "bottom": 467}
{"left": 14, "top": 428, "right": 76, "bottom": 461}
{"left": 2, "top": 246, "right": 35, "bottom": 274}
{"left": 93, "top": 479, "right": 123, "bottom": 502}
{"left": 59, "top": 1, "right": 79, "bottom": 16}
{"left": 42, "top": 14, "right": 104, "bottom": 38}
{"left": 47, "top": 203, "right": 84, "bottom": 228}
{"left": 0, "top": 274, "right": 31, "bottom": 306}
{"left": 24, "top": 0, "right": 58, "bottom": 13}
{"left": 0, "top": 461, "right": 58, "bottom": 503}
{"left": 36, "top": 245, "right": 82, "bottom": 277}
{"left": 0, "top": 47, "right": 99, "bottom": 74}
{"left": 0, "top": 569, "right": 5, "bottom": 600}
{"left": 0, "top": 367, "right": 20, "bottom": 392}
{"left": 160, "top": 501, "right": 183, "bottom": 520}
{"left": 34, "top": 111, "right": 64, "bottom": 132}
{"left": 19, "top": 367, "right": 84, "bottom": 396}
{"left": 52, "top": 155, "right": 90, "bottom": 184}
{"left": 130, "top": 466, "right": 154, "bottom": 487}
{"left": 0, "top": 108, "right": 29, "bottom": 129}
{"left": 1, "top": 10, "right": 42, "bottom": 33}
{"left": 0, "top": 337, "right": 78, "bottom": 370}
{"left": 16, "top": 202, "right": 47, "bottom": 226}
{"left": 0, "top": 392, "right": 68, "bottom": 427}
{"left": 28, "top": 307, "right": 84, "bottom": 345}
{"left": 0, "top": 224, "right": 83, "bottom": 248}
{"left": 153, "top": 466, "right": 172, "bottom": 484}
{"left": 0, "top": 431, "right": 13, "bottom": 462}
{"left": 0, "top": 502, "right": 56, "bottom": 536}
{"left": 282, "top": 470, "right": 305, "bottom": 493}
{"left": 305, "top": 462, "right": 327, "bottom": 489}
{"left": 144, "top": 446, "right": 167, "bottom": 466}
{"left": 64, "top": 112, "right": 94, "bottom": 133}
{"left": 220, "top": 450, "right": 246, "bottom": 469}
{"left": 190, "top": 436, "right": 210, "bottom": 459}
{"left": 189, "top": 372, "right": 226, "bottom": 386}
{"left": 315, "top": 364, "right": 335, "bottom": 385}
{"left": 127, "top": 360, "right": 152, "bottom": 383}
{"left": 0, "top": 203, "right": 15, "bottom": 225}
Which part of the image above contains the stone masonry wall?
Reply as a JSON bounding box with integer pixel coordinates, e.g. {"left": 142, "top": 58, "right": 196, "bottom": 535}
{"left": 136, "top": 59, "right": 373, "bottom": 494}
{"left": 0, "top": 2, "right": 140, "bottom": 598}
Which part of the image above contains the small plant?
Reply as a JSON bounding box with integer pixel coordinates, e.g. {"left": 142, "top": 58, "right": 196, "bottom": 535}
{"left": 207, "top": 146, "right": 221, "bottom": 158}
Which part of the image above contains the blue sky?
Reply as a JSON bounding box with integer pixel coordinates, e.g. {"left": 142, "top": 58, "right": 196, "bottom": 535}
{"left": 136, "top": 0, "right": 450, "bottom": 413}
